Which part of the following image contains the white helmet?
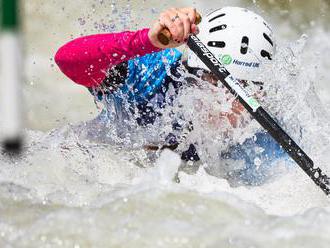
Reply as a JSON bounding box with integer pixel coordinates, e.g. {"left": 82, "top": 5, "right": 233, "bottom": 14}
{"left": 188, "top": 7, "right": 275, "bottom": 82}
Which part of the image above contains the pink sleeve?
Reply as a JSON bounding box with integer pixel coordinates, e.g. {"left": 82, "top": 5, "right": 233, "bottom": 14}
{"left": 55, "top": 28, "right": 161, "bottom": 88}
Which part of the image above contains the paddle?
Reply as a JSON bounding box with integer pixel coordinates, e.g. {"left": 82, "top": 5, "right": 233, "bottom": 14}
{"left": 184, "top": 34, "right": 330, "bottom": 195}
{"left": 157, "top": 11, "right": 330, "bottom": 195}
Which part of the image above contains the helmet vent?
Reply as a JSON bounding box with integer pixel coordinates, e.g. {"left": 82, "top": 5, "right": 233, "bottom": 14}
{"left": 209, "top": 13, "right": 226, "bottom": 22}
{"left": 209, "top": 24, "right": 227, "bottom": 33}
{"left": 207, "top": 41, "right": 226, "bottom": 48}
{"left": 263, "top": 22, "right": 272, "bottom": 32}
{"left": 240, "top": 36, "right": 249, "bottom": 55}
{"left": 261, "top": 50, "right": 272, "bottom": 60}
{"left": 263, "top": 33, "right": 274, "bottom": 46}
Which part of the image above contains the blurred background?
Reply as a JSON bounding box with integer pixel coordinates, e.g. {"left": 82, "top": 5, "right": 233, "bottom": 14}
{"left": 18, "top": 0, "right": 330, "bottom": 131}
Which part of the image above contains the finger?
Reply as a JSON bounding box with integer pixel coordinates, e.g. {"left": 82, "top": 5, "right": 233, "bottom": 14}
{"left": 191, "top": 24, "right": 200, "bottom": 35}
{"left": 227, "top": 113, "right": 238, "bottom": 128}
{"left": 231, "top": 100, "right": 244, "bottom": 115}
{"left": 160, "top": 12, "right": 181, "bottom": 43}
{"left": 166, "top": 9, "right": 185, "bottom": 42}
{"left": 180, "top": 7, "right": 197, "bottom": 24}
{"left": 153, "top": 18, "right": 166, "bottom": 34}
{"left": 177, "top": 10, "right": 191, "bottom": 41}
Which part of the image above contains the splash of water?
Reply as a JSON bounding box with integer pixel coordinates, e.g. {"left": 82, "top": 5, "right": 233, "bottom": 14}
{"left": 2, "top": 1, "right": 330, "bottom": 246}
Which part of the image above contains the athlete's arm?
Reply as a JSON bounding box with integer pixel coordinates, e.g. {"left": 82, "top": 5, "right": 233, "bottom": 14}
{"left": 55, "top": 29, "right": 160, "bottom": 88}
{"left": 55, "top": 7, "right": 198, "bottom": 88}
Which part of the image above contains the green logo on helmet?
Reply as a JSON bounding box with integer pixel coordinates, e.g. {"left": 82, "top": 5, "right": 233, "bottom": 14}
{"left": 220, "top": 55, "right": 233, "bottom": 65}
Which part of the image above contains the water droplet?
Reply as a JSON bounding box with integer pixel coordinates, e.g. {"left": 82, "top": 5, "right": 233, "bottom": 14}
{"left": 78, "top": 18, "right": 86, "bottom": 26}
{"left": 254, "top": 157, "right": 262, "bottom": 168}
{"left": 151, "top": 8, "right": 158, "bottom": 14}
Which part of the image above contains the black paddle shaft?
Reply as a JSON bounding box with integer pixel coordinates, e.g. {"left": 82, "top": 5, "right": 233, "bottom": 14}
{"left": 187, "top": 34, "right": 330, "bottom": 195}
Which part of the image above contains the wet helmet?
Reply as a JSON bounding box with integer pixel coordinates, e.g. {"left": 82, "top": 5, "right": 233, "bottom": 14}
{"left": 187, "top": 7, "right": 275, "bottom": 82}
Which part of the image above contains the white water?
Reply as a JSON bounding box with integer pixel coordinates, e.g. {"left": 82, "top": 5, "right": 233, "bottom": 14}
{"left": 1, "top": 0, "right": 330, "bottom": 247}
